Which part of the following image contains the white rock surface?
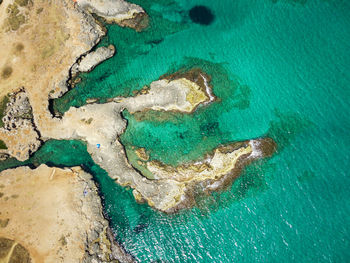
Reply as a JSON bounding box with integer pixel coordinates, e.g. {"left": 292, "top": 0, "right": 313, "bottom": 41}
{"left": 76, "top": 45, "right": 115, "bottom": 73}
{"left": 77, "top": 0, "right": 145, "bottom": 23}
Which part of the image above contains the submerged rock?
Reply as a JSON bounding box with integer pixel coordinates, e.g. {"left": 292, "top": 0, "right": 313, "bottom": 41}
{"left": 189, "top": 5, "right": 215, "bottom": 26}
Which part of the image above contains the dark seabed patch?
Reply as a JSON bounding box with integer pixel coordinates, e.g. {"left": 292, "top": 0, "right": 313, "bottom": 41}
{"left": 194, "top": 158, "right": 277, "bottom": 217}
{"left": 189, "top": 5, "right": 215, "bottom": 25}
{"left": 266, "top": 110, "right": 313, "bottom": 152}
{"left": 120, "top": 57, "right": 253, "bottom": 166}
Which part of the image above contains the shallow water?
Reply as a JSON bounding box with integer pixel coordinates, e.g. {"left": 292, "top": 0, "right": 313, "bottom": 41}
{"left": 4, "top": 0, "right": 350, "bottom": 262}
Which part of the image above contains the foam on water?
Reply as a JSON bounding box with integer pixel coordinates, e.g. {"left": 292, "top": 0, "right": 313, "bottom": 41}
{"left": 249, "top": 140, "right": 262, "bottom": 158}
{"left": 200, "top": 73, "right": 216, "bottom": 104}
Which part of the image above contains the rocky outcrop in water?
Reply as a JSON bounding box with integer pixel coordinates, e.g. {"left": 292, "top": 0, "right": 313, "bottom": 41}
{"left": 136, "top": 138, "right": 276, "bottom": 213}
{"left": 77, "top": 0, "right": 149, "bottom": 31}
{"left": 34, "top": 68, "right": 276, "bottom": 213}
{"left": 72, "top": 45, "right": 115, "bottom": 74}
{"left": 119, "top": 71, "right": 214, "bottom": 113}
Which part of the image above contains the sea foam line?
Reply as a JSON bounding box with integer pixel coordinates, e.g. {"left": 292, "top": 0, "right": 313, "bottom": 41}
{"left": 249, "top": 140, "right": 263, "bottom": 158}
{"left": 200, "top": 73, "right": 215, "bottom": 103}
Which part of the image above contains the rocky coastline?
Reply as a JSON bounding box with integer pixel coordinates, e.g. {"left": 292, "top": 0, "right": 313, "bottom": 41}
{"left": 77, "top": 0, "right": 149, "bottom": 31}
{"left": 29, "top": 67, "right": 276, "bottom": 213}
{"left": 72, "top": 44, "right": 116, "bottom": 74}
{"left": 130, "top": 138, "right": 276, "bottom": 213}
{"left": 0, "top": 0, "right": 148, "bottom": 261}
{"left": 0, "top": 165, "right": 136, "bottom": 263}
{"left": 0, "top": 0, "right": 277, "bottom": 261}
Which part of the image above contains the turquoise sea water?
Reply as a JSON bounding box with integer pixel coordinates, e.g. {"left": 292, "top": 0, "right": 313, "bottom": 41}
{"left": 3, "top": 0, "right": 350, "bottom": 262}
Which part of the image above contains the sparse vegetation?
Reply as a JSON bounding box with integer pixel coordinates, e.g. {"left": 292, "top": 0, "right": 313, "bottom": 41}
{"left": 41, "top": 44, "right": 55, "bottom": 59}
{"left": 1, "top": 66, "right": 13, "bottom": 79}
{"left": 11, "top": 243, "right": 32, "bottom": 262}
{"left": 14, "top": 0, "right": 31, "bottom": 7}
{"left": 0, "top": 239, "right": 32, "bottom": 262}
{"left": 7, "top": 13, "right": 25, "bottom": 31}
{"left": 5, "top": 3, "right": 27, "bottom": 31}
{"left": 59, "top": 235, "right": 67, "bottom": 246}
{"left": 0, "top": 218, "right": 9, "bottom": 228}
{"left": 36, "top": 7, "right": 43, "bottom": 14}
{"left": 0, "top": 95, "right": 9, "bottom": 127}
{"left": 0, "top": 140, "right": 7, "bottom": 150}
{"left": 6, "top": 3, "right": 19, "bottom": 16}
{"left": 81, "top": 118, "right": 94, "bottom": 125}
{"left": 15, "top": 43, "right": 24, "bottom": 52}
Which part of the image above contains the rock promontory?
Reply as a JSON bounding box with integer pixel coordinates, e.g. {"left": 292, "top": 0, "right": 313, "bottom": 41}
{"left": 76, "top": 0, "right": 149, "bottom": 31}
{"left": 0, "top": 0, "right": 276, "bottom": 217}
{"left": 72, "top": 45, "right": 116, "bottom": 73}
{"left": 34, "top": 68, "right": 276, "bottom": 213}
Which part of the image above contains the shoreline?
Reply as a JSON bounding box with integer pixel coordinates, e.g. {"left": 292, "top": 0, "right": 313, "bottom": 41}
{"left": 0, "top": 165, "right": 137, "bottom": 262}
{"left": 0, "top": 0, "right": 277, "bottom": 261}
{"left": 130, "top": 137, "right": 277, "bottom": 213}
{"left": 32, "top": 64, "right": 270, "bottom": 214}
{"left": 0, "top": 0, "right": 148, "bottom": 261}
{"left": 0, "top": 15, "right": 277, "bottom": 213}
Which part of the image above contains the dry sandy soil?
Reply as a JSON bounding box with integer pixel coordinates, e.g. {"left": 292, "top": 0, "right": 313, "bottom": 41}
{"left": 0, "top": 0, "right": 102, "bottom": 163}
{"left": 0, "top": 0, "right": 95, "bottom": 98}
{"left": 0, "top": 165, "right": 128, "bottom": 263}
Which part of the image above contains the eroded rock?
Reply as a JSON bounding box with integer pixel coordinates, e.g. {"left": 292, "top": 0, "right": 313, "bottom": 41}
{"left": 77, "top": 0, "right": 149, "bottom": 31}
{"left": 0, "top": 165, "right": 135, "bottom": 263}
{"left": 37, "top": 68, "right": 276, "bottom": 213}
{"left": 72, "top": 45, "right": 115, "bottom": 74}
{"left": 0, "top": 88, "right": 40, "bottom": 161}
{"left": 119, "top": 69, "right": 215, "bottom": 114}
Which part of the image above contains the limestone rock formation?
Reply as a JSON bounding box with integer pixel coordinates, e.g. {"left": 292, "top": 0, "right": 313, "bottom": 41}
{"left": 34, "top": 68, "right": 275, "bottom": 213}
{"left": 77, "top": 0, "right": 149, "bottom": 31}
{"left": 72, "top": 45, "right": 116, "bottom": 74}
{"left": 0, "top": 89, "right": 40, "bottom": 161}
{"left": 0, "top": 165, "right": 135, "bottom": 263}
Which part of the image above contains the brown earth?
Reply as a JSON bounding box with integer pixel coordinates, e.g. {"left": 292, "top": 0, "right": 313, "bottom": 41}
{"left": 0, "top": 0, "right": 103, "bottom": 147}
{"left": 0, "top": 165, "right": 133, "bottom": 263}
